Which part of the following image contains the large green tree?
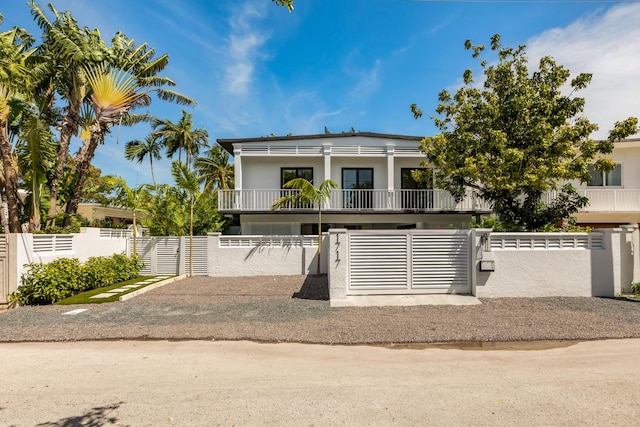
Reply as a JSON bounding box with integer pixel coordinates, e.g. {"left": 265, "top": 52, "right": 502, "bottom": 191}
{"left": 412, "top": 34, "right": 638, "bottom": 231}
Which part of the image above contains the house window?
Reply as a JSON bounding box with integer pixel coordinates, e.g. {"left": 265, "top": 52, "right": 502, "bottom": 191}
{"left": 401, "top": 168, "right": 432, "bottom": 189}
{"left": 281, "top": 167, "right": 313, "bottom": 188}
{"left": 588, "top": 164, "right": 621, "bottom": 187}
{"left": 342, "top": 168, "right": 373, "bottom": 209}
{"left": 401, "top": 168, "right": 433, "bottom": 209}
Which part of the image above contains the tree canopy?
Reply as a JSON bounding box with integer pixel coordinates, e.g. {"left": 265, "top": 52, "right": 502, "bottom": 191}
{"left": 412, "top": 34, "right": 638, "bottom": 231}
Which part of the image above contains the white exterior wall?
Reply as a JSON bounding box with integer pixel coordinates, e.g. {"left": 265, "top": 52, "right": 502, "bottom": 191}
{"left": 328, "top": 228, "right": 639, "bottom": 301}
{"left": 475, "top": 229, "right": 635, "bottom": 297}
{"left": 242, "top": 156, "right": 324, "bottom": 189}
{"left": 11, "top": 228, "right": 128, "bottom": 290}
{"left": 207, "top": 233, "right": 329, "bottom": 276}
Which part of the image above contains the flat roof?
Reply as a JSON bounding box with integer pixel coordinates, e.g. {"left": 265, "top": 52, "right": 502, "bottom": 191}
{"left": 217, "top": 131, "right": 424, "bottom": 154}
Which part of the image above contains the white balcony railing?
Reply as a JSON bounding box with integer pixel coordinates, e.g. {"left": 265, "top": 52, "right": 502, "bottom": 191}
{"left": 219, "top": 188, "right": 640, "bottom": 214}
{"left": 219, "top": 189, "right": 492, "bottom": 212}
{"left": 576, "top": 189, "right": 640, "bottom": 212}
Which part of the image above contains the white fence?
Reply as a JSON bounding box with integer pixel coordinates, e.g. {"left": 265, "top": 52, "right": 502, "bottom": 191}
{"left": 328, "top": 227, "right": 640, "bottom": 305}
{"left": 209, "top": 233, "right": 328, "bottom": 276}
{"left": 4, "top": 226, "right": 640, "bottom": 307}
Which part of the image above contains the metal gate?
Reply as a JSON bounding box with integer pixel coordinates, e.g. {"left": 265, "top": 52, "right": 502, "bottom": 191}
{"left": 183, "top": 236, "right": 208, "bottom": 275}
{"left": 129, "top": 236, "right": 209, "bottom": 276}
{"left": 348, "top": 230, "right": 471, "bottom": 295}
{"left": 156, "top": 237, "right": 181, "bottom": 275}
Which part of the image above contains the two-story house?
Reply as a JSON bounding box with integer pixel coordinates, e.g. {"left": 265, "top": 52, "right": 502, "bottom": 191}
{"left": 217, "top": 132, "right": 491, "bottom": 234}
{"left": 218, "top": 132, "right": 640, "bottom": 233}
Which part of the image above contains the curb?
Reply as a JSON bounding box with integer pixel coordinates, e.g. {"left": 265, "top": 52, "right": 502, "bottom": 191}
{"left": 119, "top": 274, "right": 189, "bottom": 301}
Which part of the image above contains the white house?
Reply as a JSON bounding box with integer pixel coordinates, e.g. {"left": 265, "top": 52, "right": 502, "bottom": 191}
{"left": 217, "top": 132, "right": 640, "bottom": 233}
{"left": 217, "top": 132, "right": 492, "bottom": 234}
{"left": 572, "top": 137, "right": 640, "bottom": 227}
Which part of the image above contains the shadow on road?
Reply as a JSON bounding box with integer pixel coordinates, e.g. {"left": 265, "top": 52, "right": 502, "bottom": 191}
{"left": 36, "top": 402, "right": 126, "bottom": 427}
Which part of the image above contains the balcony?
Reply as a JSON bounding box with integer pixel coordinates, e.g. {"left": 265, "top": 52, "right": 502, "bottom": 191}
{"left": 576, "top": 189, "right": 640, "bottom": 212}
{"left": 218, "top": 189, "right": 492, "bottom": 213}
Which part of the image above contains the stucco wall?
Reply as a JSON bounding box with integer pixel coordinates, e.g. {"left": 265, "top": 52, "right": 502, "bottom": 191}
{"left": 207, "top": 233, "right": 329, "bottom": 276}
{"left": 328, "top": 228, "right": 639, "bottom": 301}
{"left": 10, "top": 228, "right": 128, "bottom": 291}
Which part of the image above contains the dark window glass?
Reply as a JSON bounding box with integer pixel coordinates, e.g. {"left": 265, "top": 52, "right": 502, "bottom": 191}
{"left": 587, "top": 164, "right": 621, "bottom": 187}
{"left": 401, "top": 168, "right": 432, "bottom": 189}
{"left": 342, "top": 168, "right": 373, "bottom": 208}
{"left": 281, "top": 168, "right": 313, "bottom": 188}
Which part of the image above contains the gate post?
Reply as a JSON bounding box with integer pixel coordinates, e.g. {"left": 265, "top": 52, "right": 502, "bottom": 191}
{"left": 328, "top": 229, "right": 348, "bottom": 305}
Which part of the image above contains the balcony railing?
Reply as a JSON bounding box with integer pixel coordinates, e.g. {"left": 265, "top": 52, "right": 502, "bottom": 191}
{"left": 219, "top": 188, "right": 640, "bottom": 214}
{"left": 219, "top": 189, "right": 492, "bottom": 213}
{"left": 575, "top": 189, "right": 640, "bottom": 212}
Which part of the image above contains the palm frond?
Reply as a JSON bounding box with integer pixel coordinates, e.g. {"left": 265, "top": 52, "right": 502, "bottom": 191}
{"left": 155, "top": 89, "right": 196, "bottom": 106}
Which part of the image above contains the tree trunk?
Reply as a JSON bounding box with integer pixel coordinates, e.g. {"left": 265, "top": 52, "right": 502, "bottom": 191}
{"left": 64, "top": 124, "right": 104, "bottom": 225}
{"left": 0, "top": 121, "right": 23, "bottom": 233}
{"left": 47, "top": 99, "right": 80, "bottom": 226}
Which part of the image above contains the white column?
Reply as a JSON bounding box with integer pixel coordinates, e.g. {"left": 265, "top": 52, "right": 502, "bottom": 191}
{"left": 323, "top": 143, "right": 333, "bottom": 209}
{"left": 386, "top": 144, "right": 395, "bottom": 190}
{"left": 233, "top": 144, "right": 243, "bottom": 190}
{"left": 232, "top": 145, "right": 242, "bottom": 210}
{"left": 323, "top": 143, "right": 332, "bottom": 183}
{"left": 386, "top": 144, "right": 395, "bottom": 209}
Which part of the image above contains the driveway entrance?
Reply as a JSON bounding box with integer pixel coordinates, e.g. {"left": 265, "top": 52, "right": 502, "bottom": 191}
{"left": 347, "top": 230, "right": 471, "bottom": 295}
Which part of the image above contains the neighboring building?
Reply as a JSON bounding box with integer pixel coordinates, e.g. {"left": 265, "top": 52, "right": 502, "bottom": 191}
{"left": 77, "top": 203, "right": 134, "bottom": 227}
{"left": 570, "top": 137, "right": 640, "bottom": 227}
{"left": 217, "top": 132, "right": 491, "bottom": 234}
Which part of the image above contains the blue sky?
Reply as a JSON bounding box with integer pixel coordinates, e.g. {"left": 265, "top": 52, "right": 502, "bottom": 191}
{"left": 2, "top": 0, "right": 639, "bottom": 186}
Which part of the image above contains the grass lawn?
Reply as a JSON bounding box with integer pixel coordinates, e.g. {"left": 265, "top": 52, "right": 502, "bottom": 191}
{"left": 55, "top": 276, "right": 164, "bottom": 305}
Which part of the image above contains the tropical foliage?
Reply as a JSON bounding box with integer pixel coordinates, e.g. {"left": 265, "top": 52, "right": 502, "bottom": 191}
{"left": 271, "top": 178, "right": 337, "bottom": 275}
{"left": 412, "top": 34, "right": 638, "bottom": 231}
{"left": 0, "top": 2, "right": 197, "bottom": 232}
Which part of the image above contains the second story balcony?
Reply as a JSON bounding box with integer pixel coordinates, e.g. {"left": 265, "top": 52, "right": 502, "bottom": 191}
{"left": 218, "top": 189, "right": 492, "bottom": 213}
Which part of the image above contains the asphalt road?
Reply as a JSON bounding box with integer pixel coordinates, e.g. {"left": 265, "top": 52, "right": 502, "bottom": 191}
{"left": 1, "top": 339, "right": 639, "bottom": 426}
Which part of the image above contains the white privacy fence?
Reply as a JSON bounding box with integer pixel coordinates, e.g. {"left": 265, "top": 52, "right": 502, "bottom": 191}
{"left": 3, "top": 226, "right": 640, "bottom": 307}
{"left": 328, "top": 226, "right": 640, "bottom": 305}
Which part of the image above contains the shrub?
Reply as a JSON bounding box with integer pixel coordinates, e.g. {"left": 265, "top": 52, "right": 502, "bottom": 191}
{"left": 11, "top": 258, "right": 82, "bottom": 305}
{"left": 632, "top": 282, "right": 640, "bottom": 296}
{"left": 10, "top": 254, "right": 144, "bottom": 306}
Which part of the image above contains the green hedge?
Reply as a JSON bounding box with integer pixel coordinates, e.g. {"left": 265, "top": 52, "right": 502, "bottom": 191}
{"left": 10, "top": 254, "right": 144, "bottom": 306}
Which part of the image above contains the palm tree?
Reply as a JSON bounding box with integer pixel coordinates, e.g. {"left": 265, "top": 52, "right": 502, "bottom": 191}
{"left": 16, "top": 112, "right": 56, "bottom": 232}
{"left": 194, "top": 144, "right": 234, "bottom": 195}
{"left": 125, "top": 134, "right": 162, "bottom": 187}
{"left": 271, "top": 178, "right": 337, "bottom": 275}
{"left": 64, "top": 64, "right": 152, "bottom": 223}
{"left": 29, "top": 2, "right": 107, "bottom": 225}
{"left": 154, "top": 110, "right": 208, "bottom": 167}
{"left": 171, "top": 161, "right": 200, "bottom": 276}
{"left": 0, "top": 25, "right": 38, "bottom": 232}
{"left": 113, "top": 178, "right": 149, "bottom": 257}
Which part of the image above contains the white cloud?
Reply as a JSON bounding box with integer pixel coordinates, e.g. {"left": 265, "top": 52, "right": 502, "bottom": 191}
{"left": 526, "top": 3, "right": 640, "bottom": 139}
{"left": 222, "top": 1, "right": 271, "bottom": 96}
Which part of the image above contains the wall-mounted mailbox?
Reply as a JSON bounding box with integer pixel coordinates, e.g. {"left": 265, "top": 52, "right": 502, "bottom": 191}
{"left": 479, "top": 260, "right": 495, "bottom": 271}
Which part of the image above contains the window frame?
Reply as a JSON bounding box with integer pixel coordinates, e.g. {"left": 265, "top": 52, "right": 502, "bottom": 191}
{"left": 587, "top": 163, "right": 622, "bottom": 188}
{"left": 280, "top": 167, "right": 313, "bottom": 188}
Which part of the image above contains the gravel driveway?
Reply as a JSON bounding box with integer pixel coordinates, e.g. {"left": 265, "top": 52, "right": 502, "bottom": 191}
{"left": 1, "top": 275, "right": 640, "bottom": 345}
